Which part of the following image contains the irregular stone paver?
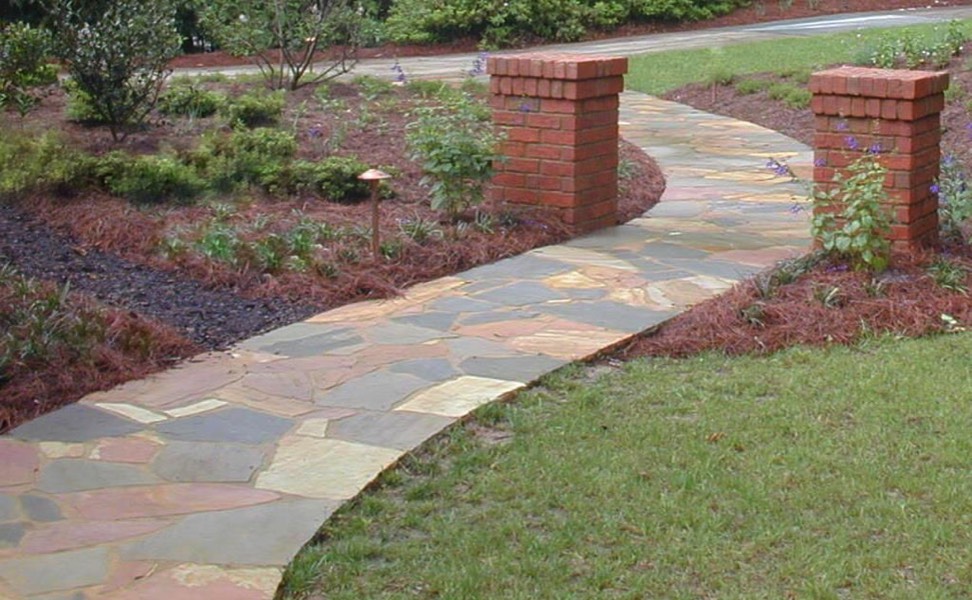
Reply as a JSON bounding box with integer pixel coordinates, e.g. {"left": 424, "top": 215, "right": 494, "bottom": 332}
{"left": 152, "top": 442, "right": 265, "bottom": 483}
{"left": 255, "top": 438, "right": 401, "bottom": 499}
{"left": 9, "top": 405, "right": 142, "bottom": 443}
{"left": 0, "top": 546, "right": 109, "bottom": 596}
{"left": 37, "top": 460, "right": 159, "bottom": 494}
{"left": 0, "top": 61, "right": 824, "bottom": 596}
{"left": 121, "top": 499, "right": 336, "bottom": 565}
{"left": 154, "top": 407, "right": 293, "bottom": 445}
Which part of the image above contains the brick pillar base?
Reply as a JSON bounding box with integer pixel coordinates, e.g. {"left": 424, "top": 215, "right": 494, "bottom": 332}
{"left": 809, "top": 66, "right": 949, "bottom": 250}
{"left": 487, "top": 53, "right": 628, "bottom": 233}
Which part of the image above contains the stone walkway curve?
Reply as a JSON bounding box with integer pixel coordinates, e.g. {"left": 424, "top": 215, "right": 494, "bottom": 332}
{"left": 0, "top": 89, "right": 812, "bottom": 599}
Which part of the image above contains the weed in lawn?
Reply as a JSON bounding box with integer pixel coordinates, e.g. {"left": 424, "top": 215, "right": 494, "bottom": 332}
{"left": 733, "top": 78, "right": 770, "bottom": 95}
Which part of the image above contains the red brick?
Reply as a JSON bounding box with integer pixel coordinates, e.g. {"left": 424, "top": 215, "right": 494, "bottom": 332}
{"left": 524, "top": 144, "right": 563, "bottom": 160}
{"left": 493, "top": 110, "right": 527, "bottom": 127}
{"left": 504, "top": 157, "right": 540, "bottom": 173}
{"left": 505, "top": 187, "right": 541, "bottom": 204}
{"left": 560, "top": 140, "right": 617, "bottom": 161}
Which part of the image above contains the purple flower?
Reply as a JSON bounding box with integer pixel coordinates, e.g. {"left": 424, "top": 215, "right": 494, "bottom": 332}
{"left": 836, "top": 120, "right": 849, "bottom": 131}
{"left": 844, "top": 136, "right": 860, "bottom": 151}
{"left": 468, "top": 51, "right": 488, "bottom": 77}
{"left": 518, "top": 101, "right": 534, "bottom": 113}
{"left": 765, "top": 158, "right": 792, "bottom": 178}
{"left": 867, "top": 142, "right": 882, "bottom": 154}
{"left": 391, "top": 60, "right": 407, "bottom": 84}
{"left": 814, "top": 157, "right": 827, "bottom": 167}
{"left": 931, "top": 183, "right": 941, "bottom": 195}
{"left": 308, "top": 125, "right": 324, "bottom": 139}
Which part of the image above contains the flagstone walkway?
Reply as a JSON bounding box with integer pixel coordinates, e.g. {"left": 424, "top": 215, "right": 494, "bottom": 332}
{"left": 0, "top": 91, "right": 812, "bottom": 598}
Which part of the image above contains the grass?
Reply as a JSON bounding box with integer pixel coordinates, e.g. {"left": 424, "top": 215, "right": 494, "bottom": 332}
{"left": 282, "top": 333, "right": 972, "bottom": 599}
{"left": 626, "top": 20, "right": 972, "bottom": 95}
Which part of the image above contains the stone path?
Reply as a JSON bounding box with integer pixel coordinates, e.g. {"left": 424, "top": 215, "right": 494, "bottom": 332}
{"left": 0, "top": 88, "right": 812, "bottom": 598}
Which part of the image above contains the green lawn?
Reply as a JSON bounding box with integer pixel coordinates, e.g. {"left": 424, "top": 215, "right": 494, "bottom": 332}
{"left": 626, "top": 20, "right": 972, "bottom": 95}
{"left": 283, "top": 333, "right": 972, "bottom": 599}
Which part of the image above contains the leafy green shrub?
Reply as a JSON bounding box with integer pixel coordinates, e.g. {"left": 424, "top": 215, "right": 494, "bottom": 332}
{"left": 406, "top": 92, "right": 501, "bottom": 217}
{"left": 100, "top": 154, "right": 205, "bottom": 204}
{"left": 0, "top": 131, "right": 95, "bottom": 196}
{"left": 190, "top": 127, "right": 297, "bottom": 191}
{"left": 158, "top": 82, "right": 225, "bottom": 118}
{"left": 49, "top": 0, "right": 182, "bottom": 140}
{"left": 0, "top": 21, "right": 56, "bottom": 116}
{"left": 289, "top": 156, "right": 371, "bottom": 202}
{"left": 220, "top": 90, "right": 286, "bottom": 128}
{"left": 812, "top": 153, "right": 892, "bottom": 272}
{"left": 384, "top": 0, "right": 747, "bottom": 47}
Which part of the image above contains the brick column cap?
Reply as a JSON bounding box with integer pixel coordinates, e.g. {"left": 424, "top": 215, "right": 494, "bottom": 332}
{"left": 487, "top": 53, "right": 628, "bottom": 80}
{"left": 809, "top": 66, "right": 949, "bottom": 100}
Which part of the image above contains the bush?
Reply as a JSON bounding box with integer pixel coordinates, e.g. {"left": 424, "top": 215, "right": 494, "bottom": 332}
{"left": 0, "top": 21, "right": 56, "bottom": 116}
{"left": 406, "top": 92, "right": 501, "bottom": 217}
{"left": 197, "top": 0, "right": 362, "bottom": 90}
{"left": 0, "top": 131, "right": 95, "bottom": 196}
{"left": 767, "top": 82, "right": 811, "bottom": 109}
{"left": 734, "top": 78, "right": 770, "bottom": 95}
{"left": 100, "top": 153, "right": 205, "bottom": 204}
{"left": 220, "top": 90, "right": 286, "bottom": 128}
{"left": 384, "top": 0, "right": 748, "bottom": 46}
{"left": 158, "top": 82, "right": 225, "bottom": 118}
{"left": 291, "top": 156, "right": 371, "bottom": 202}
{"left": 48, "top": 0, "right": 182, "bottom": 140}
{"left": 189, "top": 127, "right": 297, "bottom": 192}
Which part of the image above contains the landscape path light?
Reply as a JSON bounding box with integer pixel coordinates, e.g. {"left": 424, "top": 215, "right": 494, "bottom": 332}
{"left": 358, "top": 168, "right": 392, "bottom": 259}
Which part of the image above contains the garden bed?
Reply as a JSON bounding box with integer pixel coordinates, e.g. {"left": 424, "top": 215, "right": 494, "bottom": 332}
{"left": 0, "top": 75, "right": 662, "bottom": 433}
{"left": 622, "top": 38, "right": 972, "bottom": 359}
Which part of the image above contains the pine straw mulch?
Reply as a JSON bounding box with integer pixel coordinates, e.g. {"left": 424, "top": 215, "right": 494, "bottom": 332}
{"left": 621, "top": 243, "right": 972, "bottom": 360}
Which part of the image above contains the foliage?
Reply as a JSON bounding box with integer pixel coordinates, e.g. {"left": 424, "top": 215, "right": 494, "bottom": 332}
{"left": 854, "top": 19, "right": 969, "bottom": 69}
{"left": 288, "top": 156, "right": 371, "bottom": 202}
{"left": 811, "top": 153, "right": 892, "bottom": 272}
{"left": 0, "top": 130, "right": 95, "bottom": 196}
{"left": 189, "top": 127, "right": 297, "bottom": 192}
{"left": 733, "top": 78, "right": 770, "bottom": 95}
{"left": 0, "top": 21, "right": 56, "bottom": 116}
{"left": 196, "top": 0, "right": 362, "bottom": 90}
{"left": 926, "top": 257, "right": 968, "bottom": 295}
{"left": 158, "top": 81, "right": 225, "bottom": 118}
{"left": 220, "top": 89, "right": 285, "bottom": 127}
{"left": 766, "top": 82, "right": 811, "bottom": 109}
{"left": 98, "top": 153, "right": 205, "bottom": 204}
{"left": 406, "top": 92, "right": 500, "bottom": 218}
{"left": 48, "top": 0, "right": 182, "bottom": 140}
{"left": 384, "top": 0, "right": 747, "bottom": 47}
{"left": 934, "top": 155, "right": 972, "bottom": 238}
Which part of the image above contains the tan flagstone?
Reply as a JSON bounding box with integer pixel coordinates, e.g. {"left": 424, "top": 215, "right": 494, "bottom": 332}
{"left": 255, "top": 437, "right": 400, "bottom": 500}
{"left": 508, "top": 328, "right": 628, "bottom": 360}
{"left": 531, "top": 246, "right": 639, "bottom": 272}
{"left": 651, "top": 275, "right": 736, "bottom": 307}
{"left": 163, "top": 399, "right": 228, "bottom": 418}
{"left": 94, "top": 403, "right": 168, "bottom": 424}
{"left": 543, "top": 271, "right": 604, "bottom": 290}
{"left": 90, "top": 437, "right": 160, "bottom": 463}
{"left": 395, "top": 376, "right": 524, "bottom": 418}
{"left": 454, "top": 318, "right": 550, "bottom": 341}
{"left": 210, "top": 386, "right": 319, "bottom": 418}
{"left": 712, "top": 246, "right": 806, "bottom": 268}
{"left": 171, "top": 564, "right": 281, "bottom": 594}
{"left": 295, "top": 419, "right": 330, "bottom": 438}
{"left": 39, "top": 442, "right": 86, "bottom": 459}
{"left": 607, "top": 286, "right": 676, "bottom": 310}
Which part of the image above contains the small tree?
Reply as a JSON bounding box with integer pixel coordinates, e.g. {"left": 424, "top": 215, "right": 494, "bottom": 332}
{"left": 48, "top": 0, "right": 181, "bottom": 140}
{"left": 197, "top": 0, "right": 361, "bottom": 90}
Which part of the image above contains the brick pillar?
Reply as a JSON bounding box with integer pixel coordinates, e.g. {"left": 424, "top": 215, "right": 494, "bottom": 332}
{"left": 809, "top": 66, "right": 949, "bottom": 250}
{"left": 487, "top": 53, "right": 628, "bottom": 233}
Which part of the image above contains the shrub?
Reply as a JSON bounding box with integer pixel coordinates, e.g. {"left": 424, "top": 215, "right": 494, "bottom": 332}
{"left": 767, "top": 82, "right": 811, "bottom": 109}
{"left": 811, "top": 153, "right": 892, "bottom": 272}
{"left": 190, "top": 127, "right": 297, "bottom": 192}
{"left": 934, "top": 155, "right": 972, "bottom": 237}
{"left": 0, "top": 21, "right": 56, "bottom": 116}
{"left": 406, "top": 92, "right": 501, "bottom": 217}
{"left": 158, "top": 82, "right": 225, "bottom": 118}
{"left": 48, "top": 0, "right": 182, "bottom": 140}
{"left": 0, "top": 131, "right": 95, "bottom": 196}
{"left": 289, "top": 156, "right": 371, "bottom": 202}
{"left": 197, "top": 0, "right": 362, "bottom": 90}
{"left": 220, "top": 90, "right": 286, "bottom": 128}
{"left": 100, "top": 154, "right": 205, "bottom": 204}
